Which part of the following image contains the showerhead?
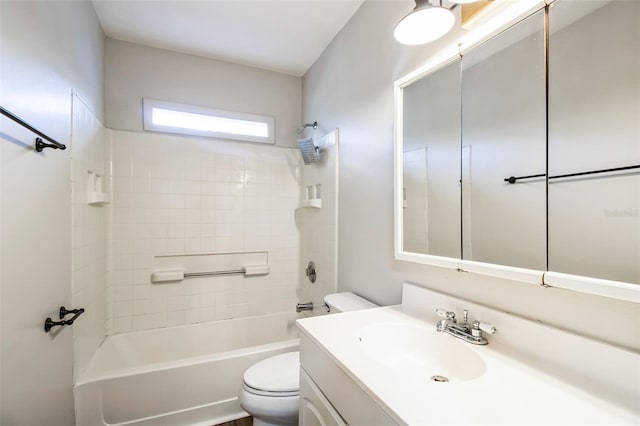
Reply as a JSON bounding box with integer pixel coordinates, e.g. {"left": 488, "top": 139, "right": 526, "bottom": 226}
{"left": 298, "top": 137, "right": 320, "bottom": 165}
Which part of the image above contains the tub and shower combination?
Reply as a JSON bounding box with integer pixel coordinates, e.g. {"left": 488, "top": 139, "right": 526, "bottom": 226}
{"left": 75, "top": 312, "right": 301, "bottom": 426}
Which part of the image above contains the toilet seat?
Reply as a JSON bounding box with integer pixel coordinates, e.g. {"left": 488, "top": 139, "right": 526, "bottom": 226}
{"left": 242, "top": 351, "right": 299, "bottom": 397}
{"left": 242, "top": 383, "right": 299, "bottom": 397}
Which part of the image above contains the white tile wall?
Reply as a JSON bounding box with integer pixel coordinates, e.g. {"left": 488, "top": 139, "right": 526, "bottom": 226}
{"left": 71, "top": 94, "right": 108, "bottom": 378}
{"left": 106, "top": 130, "right": 301, "bottom": 333}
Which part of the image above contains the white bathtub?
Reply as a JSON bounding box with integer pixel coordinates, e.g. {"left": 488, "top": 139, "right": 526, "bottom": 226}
{"left": 74, "top": 312, "right": 300, "bottom": 426}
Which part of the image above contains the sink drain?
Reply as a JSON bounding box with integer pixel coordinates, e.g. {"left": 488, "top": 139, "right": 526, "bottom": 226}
{"left": 430, "top": 375, "right": 449, "bottom": 383}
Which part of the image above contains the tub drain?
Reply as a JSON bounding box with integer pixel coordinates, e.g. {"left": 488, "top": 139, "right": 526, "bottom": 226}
{"left": 430, "top": 375, "right": 449, "bottom": 383}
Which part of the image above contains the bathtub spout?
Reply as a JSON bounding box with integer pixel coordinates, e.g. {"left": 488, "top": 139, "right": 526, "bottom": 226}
{"left": 296, "top": 302, "right": 313, "bottom": 312}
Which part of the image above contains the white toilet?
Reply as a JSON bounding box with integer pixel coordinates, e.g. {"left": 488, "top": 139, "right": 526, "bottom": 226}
{"left": 238, "top": 292, "right": 378, "bottom": 426}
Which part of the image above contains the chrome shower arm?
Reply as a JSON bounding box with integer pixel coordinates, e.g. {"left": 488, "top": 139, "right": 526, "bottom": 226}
{"left": 297, "top": 121, "right": 318, "bottom": 136}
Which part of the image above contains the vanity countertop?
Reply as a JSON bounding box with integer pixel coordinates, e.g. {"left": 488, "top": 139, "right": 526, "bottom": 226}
{"left": 297, "top": 285, "right": 639, "bottom": 425}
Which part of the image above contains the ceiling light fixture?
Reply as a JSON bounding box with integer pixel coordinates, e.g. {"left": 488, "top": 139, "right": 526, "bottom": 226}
{"left": 394, "top": 0, "right": 456, "bottom": 45}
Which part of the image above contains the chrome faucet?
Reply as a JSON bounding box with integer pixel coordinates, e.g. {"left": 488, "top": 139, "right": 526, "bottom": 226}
{"left": 435, "top": 308, "right": 497, "bottom": 345}
{"left": 296, "top": 302, "right": 314, "bottom": 312}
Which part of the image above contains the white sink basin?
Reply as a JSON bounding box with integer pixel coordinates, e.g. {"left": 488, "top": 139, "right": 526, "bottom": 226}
{"left": 356, "top": 322, "right": 486, "bottom": 383}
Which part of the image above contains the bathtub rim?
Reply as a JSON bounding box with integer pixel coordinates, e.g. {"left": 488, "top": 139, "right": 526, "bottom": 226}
{"left": 102, "top": 311, "right": 303, "bottom": 341}
{"left": 76, "top": 337, "right": 300, "bottom": 387}
{"left": 76, "top": 312, "right": 302, "bottom": 387}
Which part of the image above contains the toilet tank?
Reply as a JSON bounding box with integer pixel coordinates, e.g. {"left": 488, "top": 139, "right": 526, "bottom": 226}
{"left": 324, "top": 292, "right": 378, "bottom": 313}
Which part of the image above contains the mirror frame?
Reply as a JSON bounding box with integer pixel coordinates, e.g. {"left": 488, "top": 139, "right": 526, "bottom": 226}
{"left": 393, "top": 0, "right": 640, "bottom": 303}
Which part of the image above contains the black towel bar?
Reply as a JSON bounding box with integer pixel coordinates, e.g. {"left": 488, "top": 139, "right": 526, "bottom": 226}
{"left": 505, "top": 164, "right": 640, "bottom": 184}
{"left": 44, "top": 306, "right": 85, "bottom": 332}
{"left": 0, "top": 105, "right": 66, "bottom": 152}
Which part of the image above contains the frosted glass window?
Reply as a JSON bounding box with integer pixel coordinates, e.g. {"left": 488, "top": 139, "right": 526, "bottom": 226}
{"left": 143, "top": 99, "right": 274, "bottom": 144}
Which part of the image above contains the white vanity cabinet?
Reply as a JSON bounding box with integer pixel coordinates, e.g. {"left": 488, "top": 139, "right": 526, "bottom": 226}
{"left": 299, "top": 333, "right": 398, "bottom": 426}
{"left": 297, "top": 283, "right": 638, "bottom": 425}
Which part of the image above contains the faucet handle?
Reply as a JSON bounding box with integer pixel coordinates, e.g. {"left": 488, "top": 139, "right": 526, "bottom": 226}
{"left": 435, "top": 308, "right": 456, "bottom": 320}
{"left": 472, "top": 320, "right": 497, "bottom": 334}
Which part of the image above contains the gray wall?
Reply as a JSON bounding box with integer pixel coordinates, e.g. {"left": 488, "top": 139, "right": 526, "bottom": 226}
{"left": 302, "top": 0, "right": 639, "bottom": 350}
{"left": 0, "top": 1, "right": 105, "bottom": 424}
{"left": 105, "top": 39, "right": 302, "bottom": 148}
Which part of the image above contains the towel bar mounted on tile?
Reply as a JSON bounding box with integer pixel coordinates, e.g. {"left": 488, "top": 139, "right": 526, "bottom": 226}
{"left": 184, "top": 264, "right": 270, "bottom": 278}
{"left": 184, "top": 269, "right": 244, "bottom": 278}
{"left": 151, "top": 264, "right": 270, "bottom": 283}
{"left": 0, "top": 106, "right": 67, "bottom": 152}
{"left": 504, "top": 164, "right": 640, "bottom": 184}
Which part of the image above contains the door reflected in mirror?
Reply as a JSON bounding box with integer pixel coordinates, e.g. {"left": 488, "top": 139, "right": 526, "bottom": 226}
{"left": 461, "top": 10, "right": 546, "bottom": 270}
{"left": 402, "top": 60, "right": 461, "bottom": 258}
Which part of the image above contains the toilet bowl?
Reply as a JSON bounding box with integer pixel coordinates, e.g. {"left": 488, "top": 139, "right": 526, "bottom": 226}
{"left": 239, "top": 351, "right": 300, "bottom": 426}
{"left": 238, "top": 292, "right": 378, "bottom": 426}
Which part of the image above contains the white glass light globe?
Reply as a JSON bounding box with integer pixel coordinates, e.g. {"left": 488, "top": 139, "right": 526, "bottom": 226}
{"left": 394, "top": 5, "right": 455, "bottom": 45}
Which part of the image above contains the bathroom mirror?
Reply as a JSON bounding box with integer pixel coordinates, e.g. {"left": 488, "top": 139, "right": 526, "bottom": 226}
{"left": 397, "top": 59, "right": 462, "bottom": 262}
{"left": 547, "top": 0, "right": 640, "bottom": 285}
{"left": 461, "top": 9, "right": 546, "bottom": 271}
{"left": 394, "top": 0, "right": 639, "bottom": 301}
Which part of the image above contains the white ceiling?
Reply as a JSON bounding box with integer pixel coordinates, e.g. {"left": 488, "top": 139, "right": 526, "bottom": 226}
{"left": 92, "top": 0, "right": 365, "bottom": 77}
